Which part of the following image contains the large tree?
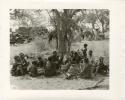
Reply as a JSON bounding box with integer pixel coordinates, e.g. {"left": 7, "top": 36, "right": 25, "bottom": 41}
{"left": 48, "top": 9, "right": 81, "bottom": 55}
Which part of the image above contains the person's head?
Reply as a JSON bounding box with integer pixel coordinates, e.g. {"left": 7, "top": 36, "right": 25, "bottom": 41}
{"left": 84, "top": 58, "right": 89, "bottom": 64}
{"left": 70, "top": 51, "right": 74, "bottom": 56}
{"left": 89, "top": 50, "right": 93, "bottom": 56}
{"left": 48, "top": 56, "right": 52, "bottom": 62}
{"left": 99, "top": 56, "right": 104, "bottom": 63}
{"left": 32, "top": 61, "right": 37, "bottom": 66}
{"left": 75, "top": 52, "right": 78, "bottom": 56}
{"left": 71, "top": 50, "right": 74, "bottom": 53}
{"left": 14, "top": 55, "right": 20, "bottom": 62}
{"left": 19, "top": 53, "right": 25, "bottom": 58}
{"left": 53, "top": 51, "right": 57, "bottom": 56}
{"left": 38, "top": 56, "right": 42, "bottom": 60}
{"left": 84, "top": 44, "right": 88, "bottom": 48}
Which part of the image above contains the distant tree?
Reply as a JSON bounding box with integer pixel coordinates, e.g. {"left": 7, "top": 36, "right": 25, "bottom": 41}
{"left": 85, "top": 11, "right": 97, "bottom": 39}
{"left": 10, "top": 9, "right": 44, "bottom": 27}
{"left": 95, "top": 9, "right": 109, "bottom": 35}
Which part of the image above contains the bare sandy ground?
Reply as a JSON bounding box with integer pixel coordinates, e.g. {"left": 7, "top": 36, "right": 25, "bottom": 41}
{"left": 10, "top": 75, "right": 109, "bottom": 90}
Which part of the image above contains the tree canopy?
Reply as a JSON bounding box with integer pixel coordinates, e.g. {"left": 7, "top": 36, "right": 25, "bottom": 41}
{"left": 10, "top": 9, "right": 109, "bottom": 54}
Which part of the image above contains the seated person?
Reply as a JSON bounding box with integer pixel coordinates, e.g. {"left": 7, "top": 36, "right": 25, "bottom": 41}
{"left": 58, "top": 53, "right": 64, "bottom": 69}
{"left": 11, "top": 55, "right": 23, "bottom": 76}
{"left": 80, "top": 58, "right": 92, "bottom": 79}
{"left": 49, "top": 51, "right": 59, "bottom": 70}
{"left": 61, "top": 57, "right": 71, "bottom": 73}
{"left": 44, "top": 57, "right": 57, "bottom": 77}
{"left": 65, "top": 64, "right": 80, "bottom": 79}
{"left": 97, "top": 57, "right": 109, "bottom": 75}
{"left": 71, "top": 52, "right": 81, "bottom": 64}
{"left": 29, "top": 61, "right": 38, "bottom": 77}
{"left": 37, "top": 56, "right": 44, "bottom": 68}
{"left": 19, "top": 53, "right": 29, "bottom": 74}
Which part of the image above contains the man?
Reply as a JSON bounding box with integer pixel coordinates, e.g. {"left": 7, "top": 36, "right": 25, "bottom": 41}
{"left": 80, "top": 58, "right": 92, "bottom": 79}
{"left": 29, "top": 61, "right": 38, "bottom": 77}
{"left": 88, "top": 50, "right": 95, "bottom": 65}
{"left": 82, "top": 44, "right": 88, "bottom": 59}
{"left": 45, "top": 56, "right": 57, "bottom": 77}
{"left": 88, "top": 50, "right": 95, "bottom": 77}
{"left": 49, "top": 51, "right": 59, "bottom": 70}
{"left": 19, "top": 53, "right": 29, "bottom": 75}
{"left": 97, "top": 57, "right": 109, "bottom": 75}
{"left": 37, "top": 56, "right": 44, "bottom": 68}
{"left": 72, "top": 52, "right": 81, "bottom": 64}
{"left": 11, "top": 55, "right": 23, "bottom": 76}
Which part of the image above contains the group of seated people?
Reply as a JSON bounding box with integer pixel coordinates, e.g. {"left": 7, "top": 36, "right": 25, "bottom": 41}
{"left": 11, "top": 43, "right": 109, "bottom": 79}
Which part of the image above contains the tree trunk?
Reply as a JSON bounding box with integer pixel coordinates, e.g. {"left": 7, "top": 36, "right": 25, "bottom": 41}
{"left": 58, "top": 20, "right": 67, "bottom": 55}
{"left": 58, "top": 31, "right": 67, "bottom": 55}
{"left": 101, "top": 23, "right": 105, "bottom": 39}
{"left": 67, "top": 39, "right": 71, "bottom": 54}
{"left": 56, "top": 38, "right": 58, "bottom": 50}
{"left": 91, "top": 23, "right": 95, "bottom": 40}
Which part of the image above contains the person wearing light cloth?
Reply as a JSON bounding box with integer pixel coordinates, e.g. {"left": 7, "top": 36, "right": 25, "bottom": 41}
{"left": 88, "top": 50, "right": 96, "bottom": 77}
{"left": 80, "top": 58, "right": 92, "bottom": 79}
{"left": 65, "top": 64, "right": 80, "bottom": 79}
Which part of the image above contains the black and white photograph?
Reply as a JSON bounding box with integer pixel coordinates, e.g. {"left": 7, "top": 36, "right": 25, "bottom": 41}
{"left": 10, "top": 9, "right": 109, "bottom": 90}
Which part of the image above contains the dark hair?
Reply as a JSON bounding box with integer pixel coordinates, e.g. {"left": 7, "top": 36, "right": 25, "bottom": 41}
{"left": 53, "top": 51, "right": 57, "bottom": 54}
{"left": 19, "top": 53, "right": 24, "bottom": 56}
{"left": 99, "top": 56, "right": 104, "bottom": 61}
{"left": 84, "top": 44, "right": 88, "bottom": 47}
{"left": 32, "top": 61, "right": 37, "bottom": 65}
{"left": 89, "top": 50, "right": 93, "bottom": 54}
{"left": 84, "top": 58, "right": 89, "bottom": 63}
{"left": 48, "top": 56, "right": 52, "bottom": 61}
{"left": 38, "top": 56, "right": 42, "bottom": 60}
{"left": 14, "top": 55, "right": 20, "bottom": 60}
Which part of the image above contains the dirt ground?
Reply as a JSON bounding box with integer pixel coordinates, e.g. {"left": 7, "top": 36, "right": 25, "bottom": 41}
{"left": 10, "top": 40, "right": 109, "bottom": 90}
{"left": 10, "top": 74, "right": 109, "bottom": 90}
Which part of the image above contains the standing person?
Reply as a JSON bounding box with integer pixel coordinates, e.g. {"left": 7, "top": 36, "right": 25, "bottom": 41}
{"left": 88, "top": 50, "right": 95, "bottom": 77}
{"left": 82, "top": 44, "right": 88, "bottom": 59}
{"left": 88, "top": 50, "right": 95, "bottom": 65}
